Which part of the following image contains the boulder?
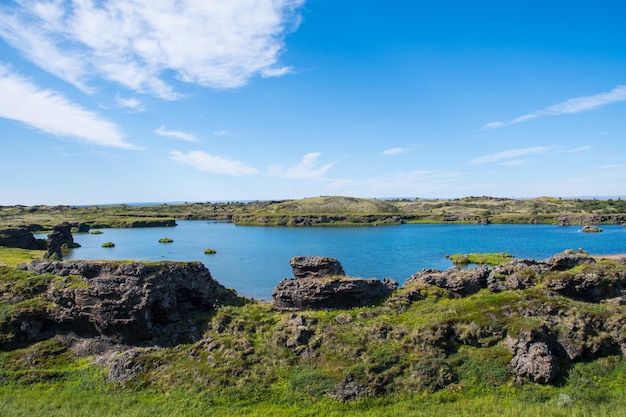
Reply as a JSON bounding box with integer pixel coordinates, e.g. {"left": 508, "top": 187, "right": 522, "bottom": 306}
{"left": 290, "top": 256, "right": 345, "bottom": 279}
{"left": 507, "top": 331, "right": 559, "bottom": 383}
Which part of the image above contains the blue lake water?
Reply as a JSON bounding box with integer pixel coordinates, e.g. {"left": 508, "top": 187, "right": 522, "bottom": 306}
{"left": 43, "top": 221, "right": 626, "bottom": 300}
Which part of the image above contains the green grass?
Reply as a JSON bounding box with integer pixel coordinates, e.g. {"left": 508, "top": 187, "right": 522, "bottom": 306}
{"left": 1, "top": 249, "right": 626, "bottom": 416}
{"left": 0, "top": 246, "right": 46, "bottom": 266}
{"left": 446, "top": 252, "right": 515, "bottom": 266}
{"left": 1, "top": 358, "right": 626, "bottom": 416}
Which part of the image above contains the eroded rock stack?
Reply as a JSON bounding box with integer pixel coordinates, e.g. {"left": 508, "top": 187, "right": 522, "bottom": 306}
{"left": 272, "top": 256, "right": 397, "bottom": 310}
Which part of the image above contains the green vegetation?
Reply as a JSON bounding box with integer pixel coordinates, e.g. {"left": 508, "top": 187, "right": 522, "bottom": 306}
{"left": 101, "top": 242, "right": 115, "bottom": 248}
{"left": 447, "top": 252, "right": 515, "bottom": 266}
{"left": 0, "top": 247, "right": 45, "bottom": 267}
{"left": 90, "top": 230, "right": 103, "bottom": 234}
{"left": 2, "top": 196, "right": 626, "bottom": 229}
{"left": 204, "top": 248, "right": 216, "bottom": 254}
{"left": 1, "top": 244, "right": 626, "bottom": 416}
{"left": 158, "top": 237, "right": 174, "bottom": 243}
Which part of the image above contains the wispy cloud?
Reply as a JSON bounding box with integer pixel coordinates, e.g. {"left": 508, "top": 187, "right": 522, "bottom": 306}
{"left": 116, "top": 95, "right": 145, "bottom": 112}
{"left": 268, "top": 152, "right": 335, "bottom": 179}
{"left": 325, "top": 169, "right": 463, "bottom": 196}
{"left": 381, "top": 147, "right": 408, "bottom": 156}
{"left": 154, "top": 126, "right": 197, "bottom": 142}
{"left": 169, "top": 150, "right": 258, "bottom": 176}
{"left": 212, "top": 130, "right": 230, "bottom": 137}
{"left": 483, "top": 85, "right": 626, "bottom": 129}
{"left": 471, "top": 146, "right": 551, "bottom": 164}
{"left": 0, "top": 1, "right": 305, "bottom": 99}
{"left": 570, "top": 146, "right": 594, "bottom": 152}
{"left": 0, "top": 64, "right": 139, "bottom": 149}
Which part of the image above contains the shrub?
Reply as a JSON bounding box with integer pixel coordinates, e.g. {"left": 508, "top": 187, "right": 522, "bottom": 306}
{"left": 101, "top": 242, "right": 115, "bottom": 248}
{"left": 158, "top": 237, "right": 174, "bottom": 243}
{"left": 204, "top": 248, "right": 217, "bottom": 254}
{"left": 90, "top": 230, "right": 103, "bottom": 234}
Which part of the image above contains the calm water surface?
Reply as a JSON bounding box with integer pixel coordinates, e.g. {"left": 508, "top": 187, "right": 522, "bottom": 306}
{"left": 48, "top": 221, "right": 626, "bottom": 299}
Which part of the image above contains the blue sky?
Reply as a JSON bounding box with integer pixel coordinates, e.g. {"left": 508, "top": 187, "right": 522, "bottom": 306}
{"left": 1, "top": 0, "right": 625, "bottom": 205}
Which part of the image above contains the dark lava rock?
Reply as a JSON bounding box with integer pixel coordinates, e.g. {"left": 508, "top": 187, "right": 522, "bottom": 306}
{"left": 507, "top": 330, "right": 560, "bottom": 383}
{"left": 0, "top": 227, "right": 46, "bottom": 250}
{"left": 273, "top": 257, "right": 396, "bottom": 310}
{"left": 332, "top": 375, "right": 364, "bottom": 401}
{"left": 273, "top": 276, "right": 397, "bottom": 311}
{"left": 11, "top": 260, "right": 242, "bottom": 347}
{"left": 44, "top": 222, "right": 77, "bottom": 260}
{"left": 404, "top": 266, "right": 490, "bottom": 297}
{"left": 544, "top": 250, "right": 596, "bottom": 271}
{"left": 544, "top": 268, "right": 625, "bottom": 302}
{"left": 486, "top": 259, "right": 543, "bottom": 292}
{"left": 290, "top": 256, "right": 346, "bottom": 279}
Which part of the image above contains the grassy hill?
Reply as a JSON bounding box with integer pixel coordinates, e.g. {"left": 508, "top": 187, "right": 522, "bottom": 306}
{"left": 2, "top": 196, "right": 626, "bottom": 229}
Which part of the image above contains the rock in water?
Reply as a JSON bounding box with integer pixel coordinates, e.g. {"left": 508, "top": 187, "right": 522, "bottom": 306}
{"left": 290, "top": 256, "right": 346, "bottom": 279}
{"left": 273, "top": 257, "right": 396, "bottom": 310}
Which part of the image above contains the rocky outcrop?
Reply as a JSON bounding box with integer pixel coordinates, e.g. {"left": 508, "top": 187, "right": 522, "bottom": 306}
{"left": 581, "top": 225, "right": 603, "bottom": 233}
{"left": 290, "top": 256, "right": 345, "bottom": 279}
{"left": 0, "top": 227, "right": 46, "bottom": 250}
{"left": 273, "top": 256, "right": 397, "bottom": 310}
{"left": 544, "top": 251, "right": 596, "bottom": 271}
{"left": 557, "top": 214, "right": 626, "bottom": 225}
{"left": 486, "top": 259, "right": 543, "bottom": 291}
{"left": 404, "top": 267, "right": 489, "bottom": 297}
{"left": 405, "top": 250, "right": 612, "bottom": 301}
{"left": 44, "top": 222, "right": 80, "bottom": 259}
{"left": 507, "top": 331, "right": 560, "bottom": 383}
{"left": 6, "top": 260, "right": 242, "bottom": 349}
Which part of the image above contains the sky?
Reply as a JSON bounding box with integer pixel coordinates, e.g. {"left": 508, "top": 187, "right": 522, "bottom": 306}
{"left": 1, "top": 0, "right": 625, "bottom": 205}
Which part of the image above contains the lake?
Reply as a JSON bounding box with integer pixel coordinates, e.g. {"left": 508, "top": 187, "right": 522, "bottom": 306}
{"left": 46, "top": 221, "right": 626, "bottom": 300}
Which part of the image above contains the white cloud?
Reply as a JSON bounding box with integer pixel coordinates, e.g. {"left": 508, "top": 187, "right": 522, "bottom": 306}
{"left": 381, "top": 147, "right": 408, "bottom": 156}
{"left": 0, "top": 64, "right": 139, "bottom": 149}
{"left": 269, "top": 152, "right": 335, "bottom": 179}
{"left": 483, "top": 85, "right": 626, "bottom": 129}
{"left": 116, "top": 95, "right": 144, "bottom": 112}
{"left": 471, "top": 146, "right": 551, "bottom": 164}
{"left": 169, "top": 150, "right": 258, "bottom": 176}
{"left": 154, "top": 126, "right": 198, "bottom": 142}
{"left": 212, "top": 130, "right": 230, "bottom": 137}
{"left": 0, "top": 0, "right": 305, "bottom": 98}
{"left": 482, "top": 122, "right": 505, "bottom": 129}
